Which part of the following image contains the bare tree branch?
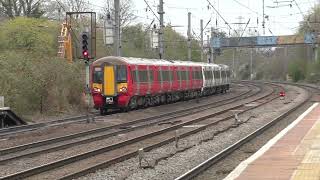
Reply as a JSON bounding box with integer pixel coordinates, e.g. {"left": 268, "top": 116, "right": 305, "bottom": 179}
{"left": 0, "top": 0, "right": 44, "bottom": 18}
{"left": 102, "top": 0, "right": 137, "bottom": 27}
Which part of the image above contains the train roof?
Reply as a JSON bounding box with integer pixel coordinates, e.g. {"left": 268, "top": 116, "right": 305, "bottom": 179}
{"left": 93, "top": 56, "right": 224, "bottom": 68}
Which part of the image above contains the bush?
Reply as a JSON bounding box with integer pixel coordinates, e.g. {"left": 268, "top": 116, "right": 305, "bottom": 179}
{"left": 306, "top": 61, "right": 320, "bottom": 83}
{"left": 0, "top": 18, "right": 85, "bottom": 119}
{"left": 0, "top": 17, "right": 58, "bottom": 56}
{"left": 0, "top": 51, "right": 84, "bottom": 117}
{"left": 288, "top": 61, "right": 305, "bottom": 82}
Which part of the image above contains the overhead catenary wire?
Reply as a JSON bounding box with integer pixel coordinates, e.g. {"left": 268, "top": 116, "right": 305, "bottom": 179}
{"left": 293, "top": 0, "right": 305, "bottom": 17}
{"left": 143, "top": 0, "right": 160, "bottom": 22}
{"left": 206, "top": 0, "right": 240, "bottom": 36}
{"left": 231, "top": 0, "right": 260, "bottom": 15}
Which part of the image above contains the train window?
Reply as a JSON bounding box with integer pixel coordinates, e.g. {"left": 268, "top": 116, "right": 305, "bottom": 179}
{"left": 205, "top": 71, "right": 211, "bottom": 80}
{"left": 179, "top": 71, "right": 188, "bottom": 80}
{"left": 157, "top": 71, "right": 162, "bottom": 81}
{"left": 185, "top": 71, "right": 189, "bottom": 80}
{"left": 180, "top": 71, "right": 186, "bottom": 80}
{"left": 93, "top": 67, "right": 103, "bottom": 83}
{"left": 169, "top": 71, "right": 173, "bottom": 81}
{"left": 177, "top": 71, "right": 182, "bottom": 81}
{"left": 214, "top": 70, "right": 220, "bottom": 79}
{"left": 139, "top": 70, "right": 148, "bottom": 82}
{"left": 162, "top": 71, "right": 167, "bottom": 81}
{"left": 116, "top": 65, "right": 127, "bottom": 83}
{"left": 160, "top": 71, "right": 172, "bottom": 82}
{"left": 131, "top": 70, "right": 138, "bottom": 82}
{"left": 197, "top": 71, "right": 202, "bottom": 79}
{"left": 148, "top": 71, "right": 154, "bottom": 82}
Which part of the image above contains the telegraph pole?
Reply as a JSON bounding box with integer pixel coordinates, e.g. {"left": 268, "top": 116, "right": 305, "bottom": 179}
{"left": 210, "top": 27, "right": 214, "bottom": 63}
{"left": 233, "top": 48, "right": 236, "bottom": 79}
{"left": 250, "top": 48, "right": 253, "bottom": 80}
{"left": 114, "top": 0, "right": 121, "bottom": 56}
{"left": 262, "top": 0, "right": 265, "bottom": 35}
{"left": 158, "top": 0, "right": 164, "bottom": 59}
{"left": 187, "top": 12, "right": 192, "bottom": 61}
{"left": 200, "top": 19, "right": 204, "bottom": 62}
{"left": 207, "top": 34, "right": 210, "bottom": 63}
{"left": 314, "top": 44, "right": 318, "bottom": 62}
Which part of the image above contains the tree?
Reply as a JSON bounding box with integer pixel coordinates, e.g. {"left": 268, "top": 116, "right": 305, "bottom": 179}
{"left": 0, "top": 0, "right": 44, "bottom": 18}
{"left": 299, "top": 5, "right": 320, "bottom": 34}
{"left": 101, "top": 0, "right": 136, "bottom": 27}
{"left": 63, "top": 0, "right": 89, "bottom": 13}
{"left": 0, "top": 17, "right": 58, "bottom": 55}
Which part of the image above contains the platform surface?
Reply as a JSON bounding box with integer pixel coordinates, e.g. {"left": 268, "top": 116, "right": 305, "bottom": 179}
{"left": 225, "top": 103, "right": 320, "bottom": 180}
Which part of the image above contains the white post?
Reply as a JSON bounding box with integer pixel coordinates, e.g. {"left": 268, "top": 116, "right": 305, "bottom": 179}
{"left": 114, "top": 0, "right": 121, "bottom": 56}
{"left": 0, "top": 96, "right": 3, "bottom": 108}
{"left": 200, "top": 19, "right": 204, "bottom": 62}
{"left": 175, "top": 130, "right": 180, "bottom": 149}
{"left": 158, "top": 0, "right": 164, "bottom": 59}
{"left": 250, "top": 48, "right": 253, "bottom": 80}
{"left": 233, "top": 48, "right": 236, "bottom": 79}
{"left": 187, "top": 12, "right": 192, "bottom": 61}
{"left": 138, "top": 148, "right": 144, "bottom": 168}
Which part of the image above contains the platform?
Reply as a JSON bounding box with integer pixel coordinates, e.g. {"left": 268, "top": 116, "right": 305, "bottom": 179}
{"left": 225, "top": 102, "right": 320, "bottom": 180}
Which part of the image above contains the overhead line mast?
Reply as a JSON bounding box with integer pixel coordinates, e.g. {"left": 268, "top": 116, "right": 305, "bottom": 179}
{"left": 114, "top": 0, "right": 121, "bottom": 56}
{"left": 158, "top": 0, "right": 165, "bottom": 59}
{"left": 263, "top": 0, "right": 265, "bottom": 35}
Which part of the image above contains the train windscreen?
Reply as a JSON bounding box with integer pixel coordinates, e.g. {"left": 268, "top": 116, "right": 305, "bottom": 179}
{"left": 116, "top": 65, "right": 127, "bottom": 83}
{"left": 93, "top": 67, "right": 103, "bottom": 83}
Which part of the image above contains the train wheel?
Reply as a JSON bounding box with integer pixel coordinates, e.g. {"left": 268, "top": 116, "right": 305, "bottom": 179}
{"left": 129, "top": 97, "right": 138, "bottom": 110}
{"left": 121, "top": 107, "right": 130, "bottom": 112}
{"left": 100, "top": 108, "right": 107, "bottom": 115}
{"left": 160, "top": 95, "right": 166, "bottom": 104}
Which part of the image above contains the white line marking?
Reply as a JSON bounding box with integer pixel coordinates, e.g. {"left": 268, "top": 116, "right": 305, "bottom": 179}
{"left": 223, "top": 103, "right": 319, "bottom": 180}
{"left": 292, "top": 118, "right": 320, "bottom": 155}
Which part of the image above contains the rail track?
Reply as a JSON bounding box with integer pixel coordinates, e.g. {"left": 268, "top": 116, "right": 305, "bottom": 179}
{"left": 0, "top": 83, "right": 248, "bottom": 138}
{"left": 0, "top": 82, "right": 280, "bottom": 180}
{"left": 0, "top": 83, "right": 254, "bottom": 158}
{"left": 174, "top": 82, "right": 318, "bottom": 180}
{"left": 0, "top": 114, "right": 94, "bottom": 137}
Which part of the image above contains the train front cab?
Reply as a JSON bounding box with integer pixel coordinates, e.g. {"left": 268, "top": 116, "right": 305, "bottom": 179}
{"left": 92, "top": 61, "right": 130, "bottom": 115}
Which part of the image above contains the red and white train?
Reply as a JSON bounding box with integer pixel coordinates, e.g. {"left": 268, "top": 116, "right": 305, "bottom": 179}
{"left": 91, "top": 56, "right": 230, "bottom": 114}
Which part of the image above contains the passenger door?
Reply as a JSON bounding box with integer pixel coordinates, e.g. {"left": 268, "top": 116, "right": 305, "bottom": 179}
{"left": 104, "top": 66, "right": 116, "bottom": 96}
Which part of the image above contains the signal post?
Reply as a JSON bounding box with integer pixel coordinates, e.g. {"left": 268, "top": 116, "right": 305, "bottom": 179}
{"left": 66, "top": 12, "right": 97, "bottom": 122}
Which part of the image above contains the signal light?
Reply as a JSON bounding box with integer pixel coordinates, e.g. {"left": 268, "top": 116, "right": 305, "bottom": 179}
{"left": 81, "top": 32, "right": 90, "bottom": 60}
{"left": 83, "top": 50, "right": 88, "bottom": 57}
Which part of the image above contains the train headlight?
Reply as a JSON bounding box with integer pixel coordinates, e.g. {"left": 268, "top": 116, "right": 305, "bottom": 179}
{"left": 119, "top": 87, "right": 127, "bottom": 93}
{"left": 93, "top": 87, "right": 101, "bottom": 93}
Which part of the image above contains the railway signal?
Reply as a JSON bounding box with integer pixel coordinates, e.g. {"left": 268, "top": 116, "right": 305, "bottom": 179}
{"left": 81, "top": 32, "right": 90, "bottom": 62}
{"left": 279, "top": 91, "right": 286, "bottom": 100}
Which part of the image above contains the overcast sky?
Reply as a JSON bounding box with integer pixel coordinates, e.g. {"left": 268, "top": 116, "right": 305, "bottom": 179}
{"left": 91, "top": 0, "right": 319, "bottom": 40}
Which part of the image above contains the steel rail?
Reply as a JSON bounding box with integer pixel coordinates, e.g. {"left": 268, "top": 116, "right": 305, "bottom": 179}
{"left": 0, "top": 83, "right": 274, "bottom": 180}
{"left": 0, "top": 84, "right": 257, "bottom": 165}
{"left": 0, "top": 115, "right": 93, "bottom": 137}
{"left": 174, "top": 82, "right": 314, "bottom": 180}
{"left": 0, "top": 83, "right": 255, "bottom": 157}
{"left": 0, "top": 83, "right": 245, "bottom": 137}
{"left": 58, "top": 83, "right": 280, "bottom": 180}
{"left": 0, "top": 86, "right": 256, "bottom": 164}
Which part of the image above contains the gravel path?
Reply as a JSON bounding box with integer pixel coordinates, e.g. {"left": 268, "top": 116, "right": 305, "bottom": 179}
{"left": 76, "top": 84, "right": 307, "bottom": 180}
